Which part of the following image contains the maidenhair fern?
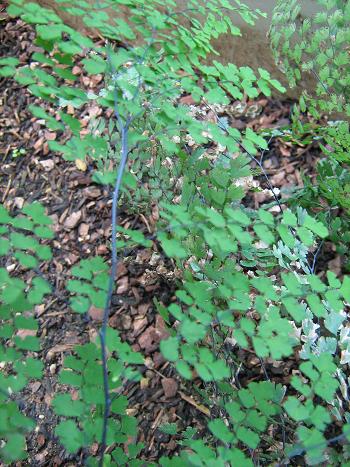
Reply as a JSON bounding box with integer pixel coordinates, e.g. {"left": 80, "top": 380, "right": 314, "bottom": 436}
{"left": 2, "top": 0, "right": 350, "bottom": 465}
{"left": 270, "top": 0, "right": 350, "bottom": 117}
{"left": 0, "top": 203, "right": 52, "bottom": 463}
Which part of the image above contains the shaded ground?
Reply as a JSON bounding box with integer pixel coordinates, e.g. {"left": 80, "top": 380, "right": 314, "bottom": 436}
{"left": 0, "top": 11, "right": 341, "bottom": 466}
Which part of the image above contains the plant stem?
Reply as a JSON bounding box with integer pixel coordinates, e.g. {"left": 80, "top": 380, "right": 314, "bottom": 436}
{"left": 99, "top": 123, "right": 129, "bottom": 467}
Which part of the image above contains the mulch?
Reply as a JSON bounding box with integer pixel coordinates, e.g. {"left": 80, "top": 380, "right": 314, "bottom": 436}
{"left": 0, "top": 10, "right": 339, "bottom": 466}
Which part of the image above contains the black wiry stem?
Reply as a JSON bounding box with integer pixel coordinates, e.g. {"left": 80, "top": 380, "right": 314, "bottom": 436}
{"left": 98, "top": 120, "right": 130, "bottom": 466}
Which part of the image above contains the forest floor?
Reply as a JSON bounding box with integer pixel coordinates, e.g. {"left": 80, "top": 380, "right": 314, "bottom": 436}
{"left": 0, "top": 11, "right": 342, "bottom": 466}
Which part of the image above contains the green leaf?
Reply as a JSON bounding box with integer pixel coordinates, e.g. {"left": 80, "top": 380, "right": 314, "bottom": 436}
{"left": 282, "top": 210, "right": 297, "bottom": 227}
{"left": 14, "top": 252, "right": 38, "bottom": 268}
{"left": 277, "top": 224, "right": 295, "bottom": 248}
{"left": 258, "top": 209, "right": 274, "bottom": 226}
{"left": 175, "top": 360, "right": 192, "bottom": 379}
{"left": 160, "top": 337, "right": 179, "bottom": 362}
{"left": 308, "top": 275, "right": 326, "bottom": 293}
{"left": 52, "top": 394, "right": 85, "bottom": 417}
{"left": 10, "top": 233, "right": 38, "bottom": 250}
{"left": 70, "top": 296, "right": 90, "bottom": 314}
{"left": 55, "top": 420, "right": 84, "bottom": 453}
{"left": 0, "top": 433, "right": 27, "bottom": 462}
{"left": 82, "top": 57, "right": 106, "bottom": 74}
{"left": 59, "top": 370, "right": 83, "bottom": 387}
{"left": 208, "top": 419, "right": 234, "bottom": 444}
{"left": 0, "top": 206, "right": 11, "bottom": 224}
{"left": 36, "top": 24, "right": 64, "bottom": 41}
{"left": 13, "top": 358, "right": 43, "bottom": 379}
{"left": 159, "top": 235, "right": 187, "bottom": 259}
{"left": 296, "top": 226, "right": 314, "bottom": 246}
{"left": 0, "top": 238, "right": 10, "bottom": 255}
{"left": 180, "top": 319, "right": 206, "bottom": 344}
{"left": 340, "top": 276, "right": 350, "bottom": 302}
{"left": 236, "top": 426, "right": 259, "bottom": 449}
{"left": 253, "top": 224, "right": 274, "bottom": 245}
{"left": 14, "top": 335, "right": 40, "bottom": 352}
{"left": 159, "top": 423, "right": 178, "bottom": 435}
{"left": 284, "top": 397, "right": 309, "bottom": 422}
{"left": 303, "top": 215, "right": 328, "bottom": 238}
{"left": 110, "top": 396, "right": 128, "bottom": 415}
{"left": 245, "top": 128, "right": 267, "bottom": 149}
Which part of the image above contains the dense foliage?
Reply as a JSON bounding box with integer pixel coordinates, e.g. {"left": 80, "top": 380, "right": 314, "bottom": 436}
{"left": 1, "top": 0, "right": 350, "bottom": 465}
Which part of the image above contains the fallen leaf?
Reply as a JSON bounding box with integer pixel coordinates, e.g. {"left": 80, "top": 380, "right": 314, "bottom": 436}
{"left": 96, "top": 244, "right": 108, "bottom": 255}
{"left": 153, "top": 352, "right": 166, "bottom": 369}
{"left": 279, "top": 144, "right": 292, "bottom": 157}
{"left": 37, "top": 434, "right": 46, "bottom": 448}
{"left": 46, "top": 343, "right": 78, "bottom": 360}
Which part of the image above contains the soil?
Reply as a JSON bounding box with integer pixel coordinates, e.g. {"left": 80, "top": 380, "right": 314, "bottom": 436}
{"left": 0, "top": 9, "right": 342, "bottom": 467}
